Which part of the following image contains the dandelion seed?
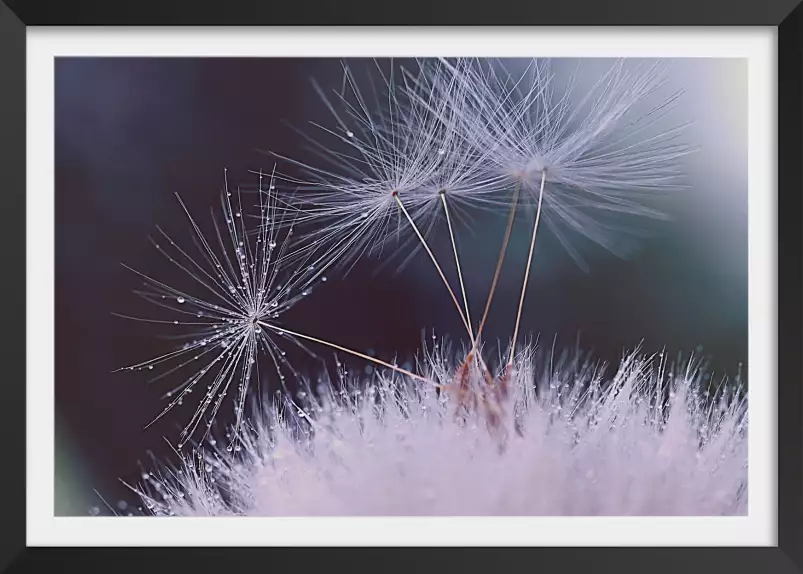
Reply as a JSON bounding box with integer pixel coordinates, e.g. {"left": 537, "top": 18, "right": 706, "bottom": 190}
{"left": 431, "top": 58, "right": 693, "bottom": 367}
{"left": 119, "top": 169, "right": 447, "bottom": 447}
{"left": 439, "top": 57, "right": 692, "bottom": 266}
{"left": 116, "top": 170, "right": 324, "bottom": 447}
{"left": 273, "top": 59, "right": 511, "bottom": 343}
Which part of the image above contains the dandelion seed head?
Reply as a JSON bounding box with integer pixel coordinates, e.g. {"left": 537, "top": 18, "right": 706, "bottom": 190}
{"left": 133, "top": 346, "right": 747, "bottom": 516}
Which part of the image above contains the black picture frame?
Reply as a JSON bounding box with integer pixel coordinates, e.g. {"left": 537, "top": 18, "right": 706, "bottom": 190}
{"left": 1, "top": 1, "right": 800, "bottom": 573}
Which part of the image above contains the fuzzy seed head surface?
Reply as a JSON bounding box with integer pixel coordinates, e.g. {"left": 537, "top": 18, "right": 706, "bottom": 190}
{"left": 137, "top": 346, "right": 746, "bottom": 516}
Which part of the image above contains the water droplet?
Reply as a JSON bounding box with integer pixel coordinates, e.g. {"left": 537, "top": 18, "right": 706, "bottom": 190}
{"left": 269, "top": 241, "right": 277, "bottom": 249}
{"left": 177, "top": 296, "right": 185, "bottom": 304}
{"left": 321, "top": 276, "right": 327, "bottom": 282}
{"left": 346, "top": 130, "right": 354, "bottom": 138}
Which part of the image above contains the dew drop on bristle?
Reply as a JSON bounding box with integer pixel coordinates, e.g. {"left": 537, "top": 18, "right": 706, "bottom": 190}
{"left": 177, "top": 297, "right": 185, "bottom": 304}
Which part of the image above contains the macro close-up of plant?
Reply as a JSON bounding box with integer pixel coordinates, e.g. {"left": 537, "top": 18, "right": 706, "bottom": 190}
{"left": 55, "top": 56, "right": 748, "bottom": 517}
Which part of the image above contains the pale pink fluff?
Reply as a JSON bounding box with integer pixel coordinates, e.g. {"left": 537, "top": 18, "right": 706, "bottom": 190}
{"left": 136, "top": 345, "right": 746, "bottom": 516}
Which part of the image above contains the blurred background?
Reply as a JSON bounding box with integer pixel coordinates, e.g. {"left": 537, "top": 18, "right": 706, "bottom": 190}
{"left": 54, "top": 57, "right": 747, "bottom": 515}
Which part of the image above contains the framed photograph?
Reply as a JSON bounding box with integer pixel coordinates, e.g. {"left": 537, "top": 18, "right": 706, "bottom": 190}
{"left": 2, "top": 1, "right": 801, "bottom": 572}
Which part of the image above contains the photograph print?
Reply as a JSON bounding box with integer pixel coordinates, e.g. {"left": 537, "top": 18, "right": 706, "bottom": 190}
{"left": 55, "top": 56, "right": 748, "bottom": 517}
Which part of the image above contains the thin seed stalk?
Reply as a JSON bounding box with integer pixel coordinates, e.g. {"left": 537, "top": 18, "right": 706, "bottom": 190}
{"left": 473, "top": 181, "right": 522, "bottom": 352}
{"left": 392, "top": 192, "right": 473, "bottom": 341}
{"left": 440, "top": 191, "right": 473, "bottom": 336}
{"left": 508, "top": 169, "right": 547, "bottom": 367}
{"left": 258, "top": 321, "right": 441, "bottom": 389}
